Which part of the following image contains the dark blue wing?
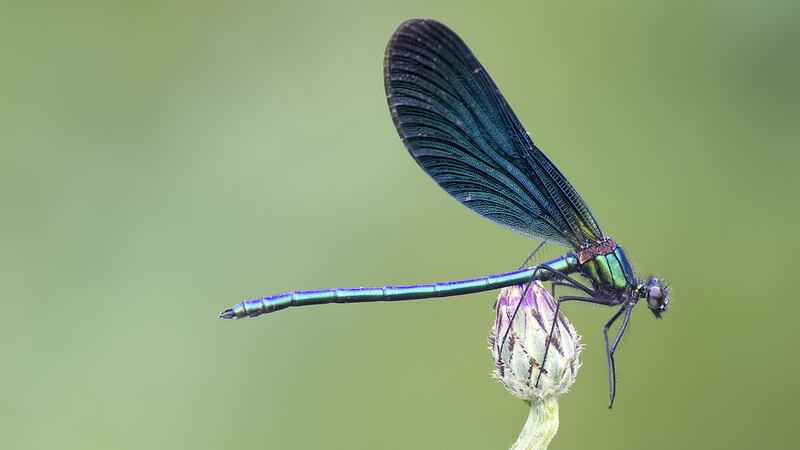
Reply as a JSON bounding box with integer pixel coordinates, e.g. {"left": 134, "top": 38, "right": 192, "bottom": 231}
{"left": 384, "top": 19, "right": 603, "bottom": 248}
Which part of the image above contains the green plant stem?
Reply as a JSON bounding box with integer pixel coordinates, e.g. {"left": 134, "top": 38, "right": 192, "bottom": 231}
{"left": 511, "top": 397, "right": 559, "bottom": 450}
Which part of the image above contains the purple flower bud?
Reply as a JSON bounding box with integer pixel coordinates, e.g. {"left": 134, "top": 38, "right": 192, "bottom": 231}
{"left": 489, "top": 282, "right": 582, "bottom": 403}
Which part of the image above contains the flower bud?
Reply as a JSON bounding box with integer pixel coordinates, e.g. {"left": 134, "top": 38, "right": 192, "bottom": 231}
{"left": 489, "top": 282, "right": 582, "bottom": 403}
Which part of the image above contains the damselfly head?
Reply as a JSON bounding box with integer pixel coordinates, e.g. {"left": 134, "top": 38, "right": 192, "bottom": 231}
{"left": 644, "top": 277, "right": 669, "bottom": 319}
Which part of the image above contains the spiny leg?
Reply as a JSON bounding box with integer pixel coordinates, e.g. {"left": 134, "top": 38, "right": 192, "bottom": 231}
{"left": 604, "top": 304, "right": 632, "bottom": 409}
{"left": 518, "top": 241, "right": 546, "bottom": 269}
{"left": 536, "top": 265, "right": 596, "bottom": 297}
{"left": 493, "top": 241, "right": 547, "bottom": 310}
{"left": 551, "top": 281, "right": 572, "bottom": 333}
{"left": 552, "top": 281, "right": 583, "bottom": 336}
{"left": 496, "top": 267, "right": 541, "bottom": 356}
{"left": 610, "top": 308, "right": 633, "bottom": 354}
{"left": 494, "top": 256, "right": 579, "bottom": 311}
{"left": 534, "top": 293, "right": 620, "bottom": 387}
{"left": 494, "top": 241, "right": 545, "bottom": 311}
{"left": 497, "top": 264, "right": 595, "bottom": 356}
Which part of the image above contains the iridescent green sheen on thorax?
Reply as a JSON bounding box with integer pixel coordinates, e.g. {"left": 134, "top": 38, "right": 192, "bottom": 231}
{"left": 579, "top": 246, "right": 635, "bottom": 292}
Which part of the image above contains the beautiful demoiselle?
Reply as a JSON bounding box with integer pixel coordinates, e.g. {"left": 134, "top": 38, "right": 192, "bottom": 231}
{"left": 219, "top": 18, "right": 669, "bottom": 407}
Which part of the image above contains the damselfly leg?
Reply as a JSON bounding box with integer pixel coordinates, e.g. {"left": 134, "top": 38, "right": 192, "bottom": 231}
{"left": 534, "top": 293, "right": 620, "bottom": 388}
{"left": 604, "top": 303, "right": 633, "bottom": 408}
{"left": 518, "top": 241, "right": 546, "bottom": 269}
{"left": 497, "top": 264, "right": 597, "bottom": 356}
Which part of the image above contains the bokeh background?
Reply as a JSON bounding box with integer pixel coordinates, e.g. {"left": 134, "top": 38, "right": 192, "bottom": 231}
{"left": 2, "top": 1, "right": 798, "bottom": 449}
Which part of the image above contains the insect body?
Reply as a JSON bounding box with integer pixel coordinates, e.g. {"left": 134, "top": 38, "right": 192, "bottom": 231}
{"left": 220, "top": 18, "right": 669, "bottom": 408}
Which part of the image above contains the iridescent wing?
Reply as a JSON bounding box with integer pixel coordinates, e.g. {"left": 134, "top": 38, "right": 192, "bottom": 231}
{"left": 384, "top": 19, "right": 603, "bottom": 248}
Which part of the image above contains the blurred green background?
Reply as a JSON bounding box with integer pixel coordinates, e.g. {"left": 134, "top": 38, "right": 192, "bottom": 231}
{"left": 1, "top": 1, "right": 798, "bottom": 449}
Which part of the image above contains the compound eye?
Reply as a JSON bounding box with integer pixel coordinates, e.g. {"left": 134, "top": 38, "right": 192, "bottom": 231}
{"left": 647, "top": 287, "right": 664, "bottom": 308}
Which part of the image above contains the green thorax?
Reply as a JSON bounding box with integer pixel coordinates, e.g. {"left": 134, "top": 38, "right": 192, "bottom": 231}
{"left": 578, "top": 240, "right": 636, "bottom": 292}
